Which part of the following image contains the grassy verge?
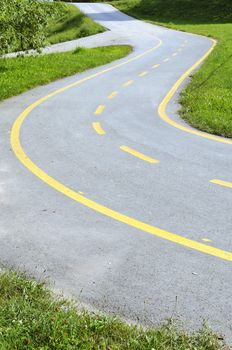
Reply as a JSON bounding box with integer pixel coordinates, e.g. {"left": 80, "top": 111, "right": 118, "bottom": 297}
{"left": 0, "top": 271, "right": 224, "bottom": 350}
{"left": 0, "top": 45, "right": 131, "bottom": 102}
{"left": 47, "top": 3, "right": 105, "bottom": 45}
{"left": 106, "top": 0, "right": 232, "bottom": 138}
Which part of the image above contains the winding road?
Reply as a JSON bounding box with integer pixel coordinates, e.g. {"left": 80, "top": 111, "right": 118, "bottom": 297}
{"left": 1, "top": 3, "right": 232, "bottom": 341}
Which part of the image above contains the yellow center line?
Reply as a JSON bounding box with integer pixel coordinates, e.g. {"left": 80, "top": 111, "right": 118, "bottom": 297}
{"left": 122, "top": 80, "right": 134, "bottom": 87}
{"left": 108, "top": 91, "right": 118, "bottom": 99}
{"left": 95, "top": 104, "right": 105, "bottom": 115}
{"left": 163, "top": 58, "right": 170, "bottom": 62}
{"left": 202, "top": 238, "right": 212, "bottom": 243}
{"left": 152, "top": 64, "right": 160, "bottom": 69}
{"left": 92, "top": 122, "right": 106, "bottom": 135}
{"left": 11, "top": 36, "right": 232, "bottom": 262}
{"left": 172, "top": 52, "right": 178, "bottom": 56}
{"left": 139, "top": 71, "right": 148, "bottom": 77}
{"left": 210, "top": 179, "right": 232, "bottom": 189}
{"left": 120, "top": 145, "right": 159, "bottom": 164}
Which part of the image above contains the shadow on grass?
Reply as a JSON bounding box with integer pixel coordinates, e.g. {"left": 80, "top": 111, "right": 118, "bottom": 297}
{"left": 125, "top": 0, "right": 232, "bottom": 25}
{"left": 49, "top": 13, "right": 86, "bottom": 35}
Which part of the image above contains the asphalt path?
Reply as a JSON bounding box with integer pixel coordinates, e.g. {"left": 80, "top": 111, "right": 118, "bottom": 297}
{"left": 1, "top": 3, "right": 232, "bottom": 342}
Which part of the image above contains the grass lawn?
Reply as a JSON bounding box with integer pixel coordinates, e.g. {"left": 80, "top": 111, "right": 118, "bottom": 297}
{"left": 47, "top": 3, "right": 105, "bottom": 45}
{"left": 106, "top": 0, "right": 232, "bottom": 138}
{"left": 0, "top": 46, "right": 131, "bottom": 102}
{"left": 0, "top": 271, "right": 223, "bottom": 349}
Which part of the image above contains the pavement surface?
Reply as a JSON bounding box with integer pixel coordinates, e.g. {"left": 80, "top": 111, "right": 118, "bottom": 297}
{"left": 1, "top": 2, "right": 232, "bottom": 342}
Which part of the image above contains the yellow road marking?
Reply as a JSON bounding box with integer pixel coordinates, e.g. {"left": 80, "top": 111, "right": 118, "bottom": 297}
{"left": 122, "top": 80, "right": 134, "bottom": 87}
{"left": 163, "top": 58, "right": 170, "bottom": 62}
{"left": 139, "top": 71, "right": 148, "bottom": 77}
{"left": 152, "top": 64, "right": 160, "bottom": 69}
{"left": 108, "top": 91, "right": 118, "bottom": 99}
{"left": 92, "top": 122, "right": 106, "bottom": 135}
{"left": 95, "top": 104, "right": 105, "bottom": 115}
{"left": 10, "top": 37, "right": 232, "bottom": 262}
{"left": 158, "top": 40, "right": 232, "bottom": 145}
{"left": 210, "top": 179, "right": 232, "bottom": 189}
{"left": 172, "top": 52, "right": 178, "bottom": 56}
{"left": 120, "top": 146, "right": 159, "bottom": 164}
{"left": 202, "top": 238, "right": 212, "bottom": 243}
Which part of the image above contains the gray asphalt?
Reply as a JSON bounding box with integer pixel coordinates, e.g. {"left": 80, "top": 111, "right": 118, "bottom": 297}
{"left": 1, "top": 3, "right": 232, "bottom": 343}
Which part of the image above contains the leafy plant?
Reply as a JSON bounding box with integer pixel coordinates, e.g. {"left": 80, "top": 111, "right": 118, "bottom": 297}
{"left": 0, "top": 0, "right": 64, "bottom": 55}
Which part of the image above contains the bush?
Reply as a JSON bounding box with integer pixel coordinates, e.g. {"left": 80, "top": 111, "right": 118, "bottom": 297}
{"left": 0, "top": 0, "right": 64, "bottom": 55}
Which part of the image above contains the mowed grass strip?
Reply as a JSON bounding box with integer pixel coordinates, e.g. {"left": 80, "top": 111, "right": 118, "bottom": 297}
{"left": 107, "top": 0, "right": 232, "bottom": 138}
{"left": 0, "top": 271, "right": 223, "bottom": 350}
{"left": 47, "top": 3, "right": 105, "bottom": 45}
{"left": 0, "top": 46, "right": 131, "bottom": 102}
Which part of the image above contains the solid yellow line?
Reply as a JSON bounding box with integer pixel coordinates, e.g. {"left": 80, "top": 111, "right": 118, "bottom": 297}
{"left": 152, "top": 64, "right": 160, "bottom": 69}
{"left": 122, "top": 80, "right": 134, "bottom": 87}
{"left": 92, "top": 122, "right": 106, "bottom": 135}
{"left": 139, "top": 71, "right": 148, "bottom": 77}
{"left": 120, "top": 146, "right": 159, "bottom": 164}
{"left": 108, "top": 91, "right": 118, "bottom": 99}
{"left": 163, "top": 58, "right": 169, "bottom": 62}
{"left": 158, "top": 39, "right": 232, "bottom": 145}
{"left": 210, "top": 179, "right": 232, "bottom": 189}
{"left": 10, "top": 37, "right": 232, "bottom": 262}
{"left": 95, "top": 104, "right": 105, "bottom": 115}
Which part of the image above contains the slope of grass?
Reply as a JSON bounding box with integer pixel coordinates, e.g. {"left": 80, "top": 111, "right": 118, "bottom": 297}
{"left": 107, "top": 0, "right": 232, "bottom": 138}
{"left": 47, "top": 3, "right": 105, "bottom": 45}
{"left": 0, "top": 271, "right": 224, "bottom": 350}
{"left": 0, "top": 46, "right": 131, "bottom": 102}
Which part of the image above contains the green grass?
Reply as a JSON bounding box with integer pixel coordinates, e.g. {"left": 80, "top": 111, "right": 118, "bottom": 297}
{"left": 47, "top": 3, "right": 105, "bottom": 45}
{"left": 0, "top": 271, "right": 224, "bottom": 350}
{"left": 0, "top": 45, "right": 131, "bottom": 102}
{"left": 106, "top": 0, "right": 232, "bottom": 138}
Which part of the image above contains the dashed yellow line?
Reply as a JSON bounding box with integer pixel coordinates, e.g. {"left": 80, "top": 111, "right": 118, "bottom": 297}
{"left": 152, "top": 64, "right": 160, "bottom": 69}
{"left": 120, "top": 146, "right": 159, "bottom": 164}
{"left": 202, "top": 238, "right": 212, "bottom": 243}
{"left": 92, "top": 122, "right": 106, "bottom": 135}
{"left": 95, "top": 104, "right": 105, "bottom": 115}
{"left": 11, "top": 36, "right": 232, "bottom": 262}
{"left": 108, "top": 91, "right": 118, "bottom": 99}
{"left": 210, "top": 179, "right": 232, "bottom": 189}
{"left": 122, "top": 80, "right": 134, "bottom": 87}
{"left": 139, "top": 71, "right": 148, "bottom": 77}
{"left": 163, "top": 58, "right": 170, "bottom": 62}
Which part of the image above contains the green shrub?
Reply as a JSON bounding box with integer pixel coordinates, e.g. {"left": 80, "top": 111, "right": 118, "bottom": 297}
{"left": 0, "top": 0, "right": 64, "bottom": 55}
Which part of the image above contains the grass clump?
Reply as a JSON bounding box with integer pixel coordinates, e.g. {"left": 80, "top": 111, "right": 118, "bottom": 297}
{"left": 107, "top": 0, "right": 232, "bottom": 138}
{"left": 0, "top": 45, "right": 131, "bottom": 102}
{"left": 47, "top": 3, "right": 105, "bottom": 45}
{"left": 0, "top": 271, "right": 224, "bottom": 349}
